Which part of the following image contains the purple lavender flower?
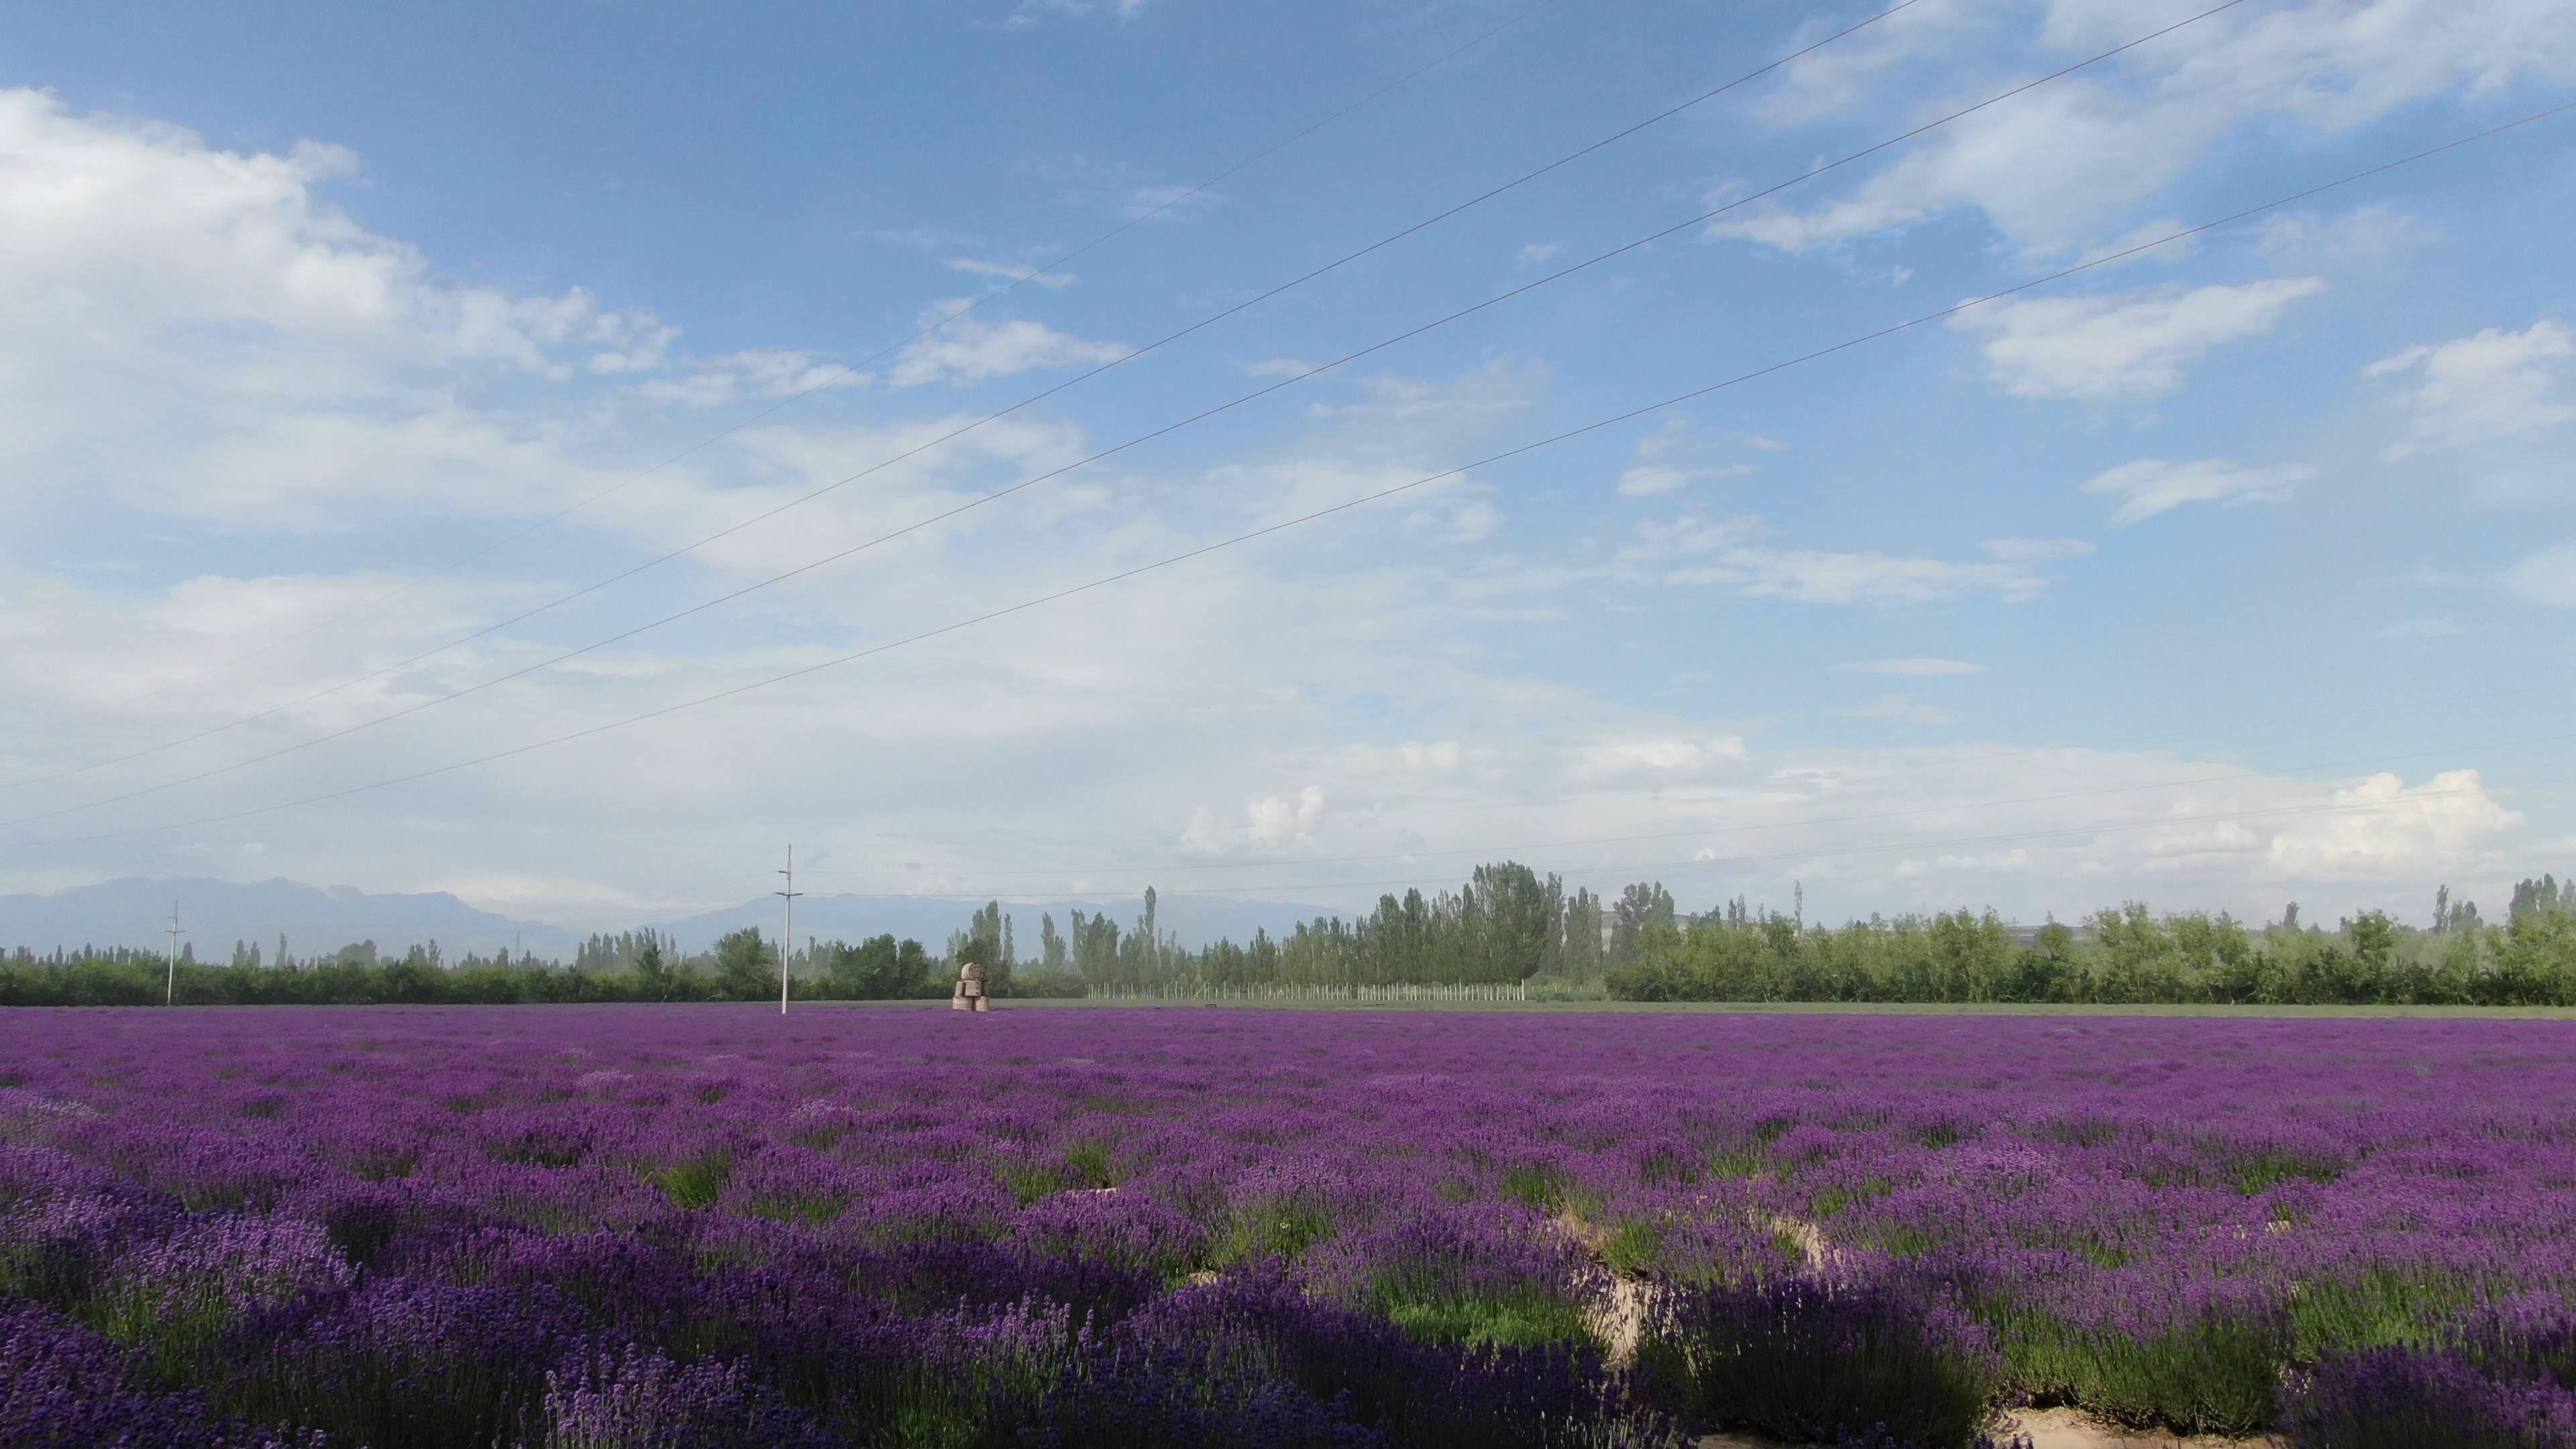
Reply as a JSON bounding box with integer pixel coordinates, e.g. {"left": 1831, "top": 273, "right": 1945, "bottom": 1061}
{"left": 539, "top": 1344, "right": 839, "bottom": 1448}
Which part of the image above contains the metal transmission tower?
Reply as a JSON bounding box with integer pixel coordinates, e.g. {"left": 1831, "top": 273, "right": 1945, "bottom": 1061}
{"left": 775, "top": 846, "right": 804, "bottom": 1016}
{"left": 164, "top": 902, "right": 184, "bottom": 1006}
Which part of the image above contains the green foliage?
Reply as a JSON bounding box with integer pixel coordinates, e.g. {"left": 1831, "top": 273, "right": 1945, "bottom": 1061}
{"left": 1381, "top": 1290, "right": 1594, "bottom": 1350}
{"left": 646, "top": 1149, "right": 735, "bottom": 1210}
{"left": 1996, "top": 1307, "right": 2290, "bottom": 1436}
{"left": 710, "top": 927, "right": 773, "bottom": 1002}
{"left": 1601, "top": 893, "right": 2576, "bottom": 1008}
{"left": 8, "top": 867, "right": 2573, "bottom": 1008}
{"left": 820, "top": 934, "right": 940, "bottom": 1000}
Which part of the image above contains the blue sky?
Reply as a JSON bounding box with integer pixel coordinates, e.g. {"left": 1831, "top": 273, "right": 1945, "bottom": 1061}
{"left": 0, "top": 0, "right": 2571, "bottom": 930}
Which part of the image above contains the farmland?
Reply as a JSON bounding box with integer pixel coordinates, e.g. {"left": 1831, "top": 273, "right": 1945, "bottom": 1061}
{"left": 3, "top": 1006, "right": 2573, "bottom": 1446}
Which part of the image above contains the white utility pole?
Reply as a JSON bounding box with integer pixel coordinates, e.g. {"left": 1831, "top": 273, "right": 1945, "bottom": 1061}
{"left": 164, "top": 902, "right": 184, "bottom": 1006}
{"left": 775, "top": 845, "right": 804, "bottom": 1016}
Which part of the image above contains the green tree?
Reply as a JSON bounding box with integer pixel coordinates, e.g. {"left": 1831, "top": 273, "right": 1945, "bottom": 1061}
{"left": 1466, "top": 862, "right": 1564, "bottom": 981}
{"left": 712, "top": 927, "right": 772, "bottom": 1001}
{"left": 1611, "top": 882, "right": 1677, "bottom": 963}
{"left": 634, "top": 937, "right": 676, "bottom": 1000}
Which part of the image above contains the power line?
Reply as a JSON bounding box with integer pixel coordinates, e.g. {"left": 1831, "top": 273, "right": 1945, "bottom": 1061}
{"left": 0, "top": 0, "right": 2251, "bottom": 831}
{"left": 9, "top": 97, "right": 2567, "bottom": 851}
{"left": 1, "top": 0, "right": 1927, "bottom": 796}
{"left": 24, "top": 0, "right": 1572, "bottom": 757}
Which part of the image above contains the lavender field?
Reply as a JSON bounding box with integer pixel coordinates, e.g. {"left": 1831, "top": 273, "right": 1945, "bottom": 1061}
{"left": 3, "top": 1006, "right": 2573, "bottom": 1447}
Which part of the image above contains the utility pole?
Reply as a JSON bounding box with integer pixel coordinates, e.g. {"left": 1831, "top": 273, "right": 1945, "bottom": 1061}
{"left": 775, "top": 845, "right": 804, "bottom": 1016}
{"left": 164, "top": 901, "right": 184, "bottom": 1006}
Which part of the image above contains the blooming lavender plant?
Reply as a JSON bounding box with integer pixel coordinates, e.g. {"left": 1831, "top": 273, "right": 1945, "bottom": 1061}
{"left": 539, "top": 1343, "right": 839, "bottom": 1448}
{"left": 0, "top": 1005, "right": 2571, "bottom": 1444}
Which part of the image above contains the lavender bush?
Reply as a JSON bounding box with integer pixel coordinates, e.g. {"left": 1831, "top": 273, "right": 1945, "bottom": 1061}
{"left": 0, "top": 1005, "right": 2570, "bottom": 1444}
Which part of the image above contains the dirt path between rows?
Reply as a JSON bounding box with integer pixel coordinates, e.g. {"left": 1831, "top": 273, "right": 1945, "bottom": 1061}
{"left": 1699, "top": 1413, "right": 2276, "bottom": 1448}
{"left": 1553, "top": 1211, "right": 2275, "bottom": 1449}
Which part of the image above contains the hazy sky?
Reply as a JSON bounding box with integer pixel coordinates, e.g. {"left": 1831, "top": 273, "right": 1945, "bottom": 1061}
{"left": 1, "top": 0, "right": 2571, "bottom": 930}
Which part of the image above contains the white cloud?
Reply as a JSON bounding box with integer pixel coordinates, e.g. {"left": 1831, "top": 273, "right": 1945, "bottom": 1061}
{"left": 1979, "top": 537, "right": 2094, "bottom": 561}
{"left": 1615, "top": 463, "right": 1756, "bottom": 498}
{"left": 945, "top": 258, "right": 1077, "bottom": 289}
{"left": 1000, "top": 0, "right": 1146, "bottom": 28}
{"left": 2080, "top": 458, "right": 2312, "bottom": 526}
{"left": 0, "top": 89, "right": 672, "bottom": 390}
{"left": 1518, "top": 242, "right": 1563, "bottom": 266}
{"left": 1300, "top": 358, "right": 1551, "bottom": 462}
{"left": 1835, "top": 659, "right": 1986, "bottom": 676}
{"left": 2256, "top": 206, "right": 2434, "bottom": 272}
{"left": 1181, "top": 786, "right": 1324, "bottom": 855}
{"left": 1126, "top": 184, "right": 1217, "bottom": 220}
{"left": 1720, "top": 0, "right": 2576, "bottom": 259}
{"left": 1896, "top": 849, "right": 2033, "bottom": 877}
{"left": 2503, "top": 544, "right": 2576, "bottom": 607}
{"left": 2265, "top": 769, "right": 2522, "bottom": 879}
{"left": 886, "top": 300, "right": 1129, "bottom": 386}
{"left": 1951, "top": 280, "right": 2326, "bottom": 400}
{"left": 1620, "top": 518, "right": 2053, "bottom": 602}
{"left": 1243, "top": 358, "right": 1324, "bottom": 379}
{"left": 1613, "top": 414, "right": 1764, "bottom": 496}
{"left": 2076, "top": 219, "right": 2199, "bottom": 269}
{"left": 637, "top": 350, "right": 863, "bottom": 409}
{"left": 1568, "top": 737, "right": 1750, "bottom": 786}
{"left": 1402, "top": 493, "right": 1506, "bottom": 545}
{"left": 2363, "top": 319, "right": 2575, "bottom": 458}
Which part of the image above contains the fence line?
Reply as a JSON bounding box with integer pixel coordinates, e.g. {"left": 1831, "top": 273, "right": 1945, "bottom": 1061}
{"left": 1081, "top": 980, "right": 1529, "bottom": 1004}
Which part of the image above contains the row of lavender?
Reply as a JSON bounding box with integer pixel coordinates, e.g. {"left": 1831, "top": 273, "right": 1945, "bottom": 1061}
{"left": 2, "top": 1006, "right": 2572, "bottom": 1446}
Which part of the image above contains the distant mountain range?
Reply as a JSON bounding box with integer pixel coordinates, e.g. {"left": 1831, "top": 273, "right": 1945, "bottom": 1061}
{"left": 0, "top": 877, "right": 1341, "bottom": 960}
{"left": 0, "top": 877, "right": 582, "bottom": 961}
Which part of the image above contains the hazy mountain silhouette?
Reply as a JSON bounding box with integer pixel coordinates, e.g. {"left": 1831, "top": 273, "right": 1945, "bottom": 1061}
{"left": 0, "top": 877, "right": 1340, "bottom": 959}
{"left": 0, "top": 877, "right": 579, "bottom": 959}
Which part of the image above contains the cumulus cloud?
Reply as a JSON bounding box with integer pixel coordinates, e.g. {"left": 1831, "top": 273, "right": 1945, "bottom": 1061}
{"left": 637, "top": 350, "right": 863, "bottom": 409}
{"left": 1518, "top": 242, "right": 1564, "bottom": 266}
{"left": 1951, "top": 280, "right": 2326, "bottom": 400}
{"left": 1719, "top": 0, "right": 2576, "bottom": 259}
{"left": 886, "top": 301, "right": 1129, "bottom": 386}
{"left": 0, "top": 88, "right": 671, "bottom": 390}
{"left": 2079, "top": 458, "right": 2312, "bottom": 526}
{"left": 2363, "top": 319, "right": 2575, "bottom": 458}
{"left": 1181, "top": 786, "right": 1325, "bottom": 855}
{"left": 2265, "top": 769, "right": 2522, "bottom": 879}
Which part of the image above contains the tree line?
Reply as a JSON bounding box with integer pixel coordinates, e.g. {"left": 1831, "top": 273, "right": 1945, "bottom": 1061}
{"left": 3, "top": 869, "right": 2573, "bottom": 1008}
